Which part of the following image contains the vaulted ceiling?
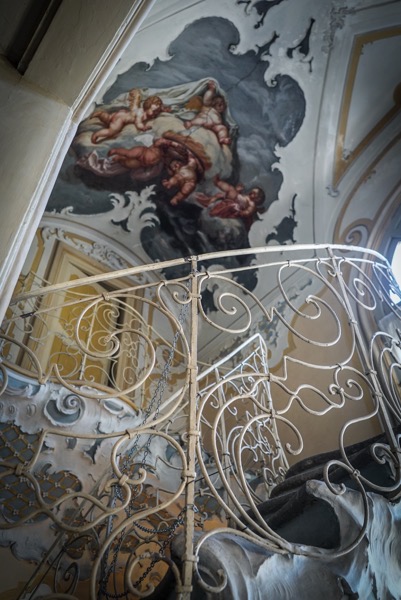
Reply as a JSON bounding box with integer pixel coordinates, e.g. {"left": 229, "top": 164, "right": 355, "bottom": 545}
{"left": 42, "top": 0, "right": 401, "bottom": 256}
{"left": 31, "top": 0, "right": 400, "bottom": 360}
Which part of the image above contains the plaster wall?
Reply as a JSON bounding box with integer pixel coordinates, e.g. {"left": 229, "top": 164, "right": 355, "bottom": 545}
{"left": 0, "top": 60, "right": 71, "bottom": 315}
{"left": 0, "top": 0, "right": 155, "bottom": 320}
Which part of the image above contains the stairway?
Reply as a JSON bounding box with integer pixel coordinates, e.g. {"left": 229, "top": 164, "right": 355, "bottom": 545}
{"left": 251, "top": 427, "right": 400, "bottom": 548}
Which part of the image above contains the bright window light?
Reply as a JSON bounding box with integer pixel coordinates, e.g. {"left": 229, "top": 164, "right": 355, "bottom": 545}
{"left": 390, "top": 242, "right": 401, "bottom": 304}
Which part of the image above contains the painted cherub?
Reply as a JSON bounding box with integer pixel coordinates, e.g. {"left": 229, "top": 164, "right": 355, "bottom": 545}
{"left": 108, "top": 131, "right": 211, "bottom": 192}
{"left": 196, "top": 175, "right": 265, "bottom": 229}
{"left": 91, "top": 90, "right": 167, "bottom": 144}
{"left": 184, "top": 81, "right": 231, "bottom": 145}
{"left": 162, "top": 154, "right": 200, "bottom": 206}
{"left": 108, "top": 137, "right": 170, "bottom": 172}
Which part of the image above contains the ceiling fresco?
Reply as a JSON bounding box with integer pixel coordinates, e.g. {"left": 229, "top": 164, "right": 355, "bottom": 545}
{"left": 43, "top": 0, "right": 401, "bottom": 317}
{"left": 46, "top": 2, "right": 314, "bottom": 287}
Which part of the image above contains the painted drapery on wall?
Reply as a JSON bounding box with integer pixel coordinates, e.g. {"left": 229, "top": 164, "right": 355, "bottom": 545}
{"left": 47, "top": 16, "right": 306, "bottom": 283}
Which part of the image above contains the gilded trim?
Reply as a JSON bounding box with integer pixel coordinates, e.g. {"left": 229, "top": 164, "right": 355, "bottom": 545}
{"left": 333, "top": 131, "right": 401, "bottom": 243}
{"left": 334, "top": 26, "right": 401, "bottom": 187}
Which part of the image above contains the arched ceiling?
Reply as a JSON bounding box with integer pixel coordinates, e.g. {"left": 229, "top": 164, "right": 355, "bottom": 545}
{"left": 45, "top": 0, "right": 401, "bottom": 250}
{"left": 39, "top": 0, "right": 401, "bottom": 358}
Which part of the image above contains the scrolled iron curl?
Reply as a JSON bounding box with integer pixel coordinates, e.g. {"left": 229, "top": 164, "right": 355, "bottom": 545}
{"left": 198, "top": 275, "right": 256, "bottom": 334}
{"left": 54, "top": 559, "right": 80, "bottom": 595}
{"left": 156, "top": 280, "right": 191, "bottom": 312}
{"left": 321, "top": 459, "right": 371, "bottom": 556}
{"left": 125, "top": 551, "right": 183, "bottom": 598}
{"left": 316, "top": 257, "right": 338, "bottom": 279}
{"left": 372, "top": 262, "right": 401, "bottom": 311}
{"left": 370, "top": 442, "right": 397, "bottom": 466}
{"left": 336, "top": 260, "right": 379, "bottom": 310}
{"left": 329, "top": 369, "right": 365, "bottom": 403}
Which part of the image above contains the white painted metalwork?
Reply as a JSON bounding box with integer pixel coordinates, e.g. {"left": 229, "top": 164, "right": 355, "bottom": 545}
{"left": 0, "top": 244, "right": 401, "bottom": 598}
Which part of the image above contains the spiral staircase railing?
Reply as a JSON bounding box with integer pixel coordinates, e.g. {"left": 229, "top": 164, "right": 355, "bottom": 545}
{"left": 0, "top": 244, "right": 400, "bottom": 599}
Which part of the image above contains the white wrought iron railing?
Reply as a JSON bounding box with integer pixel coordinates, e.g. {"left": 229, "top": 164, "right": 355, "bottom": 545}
{"left": 0, "top": 244, "right": 401, "bottom": 599}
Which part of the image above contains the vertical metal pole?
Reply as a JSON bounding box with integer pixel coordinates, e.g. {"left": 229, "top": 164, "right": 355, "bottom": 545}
{"left": 181, "top": 256, "right": 199, "bottom": 598}
{"left": 215, "top": 368, "right": 232, "bottom": 525}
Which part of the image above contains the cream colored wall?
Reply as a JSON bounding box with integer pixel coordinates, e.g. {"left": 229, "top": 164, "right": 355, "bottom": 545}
{"left": 0, "top": 60, "right": 72, "bottom": 313}
{"left": 0, "top": 0, "right": 156, "bottom": 321}
{"left": 271, "top": 284, "right": 382, "bottom": 465}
